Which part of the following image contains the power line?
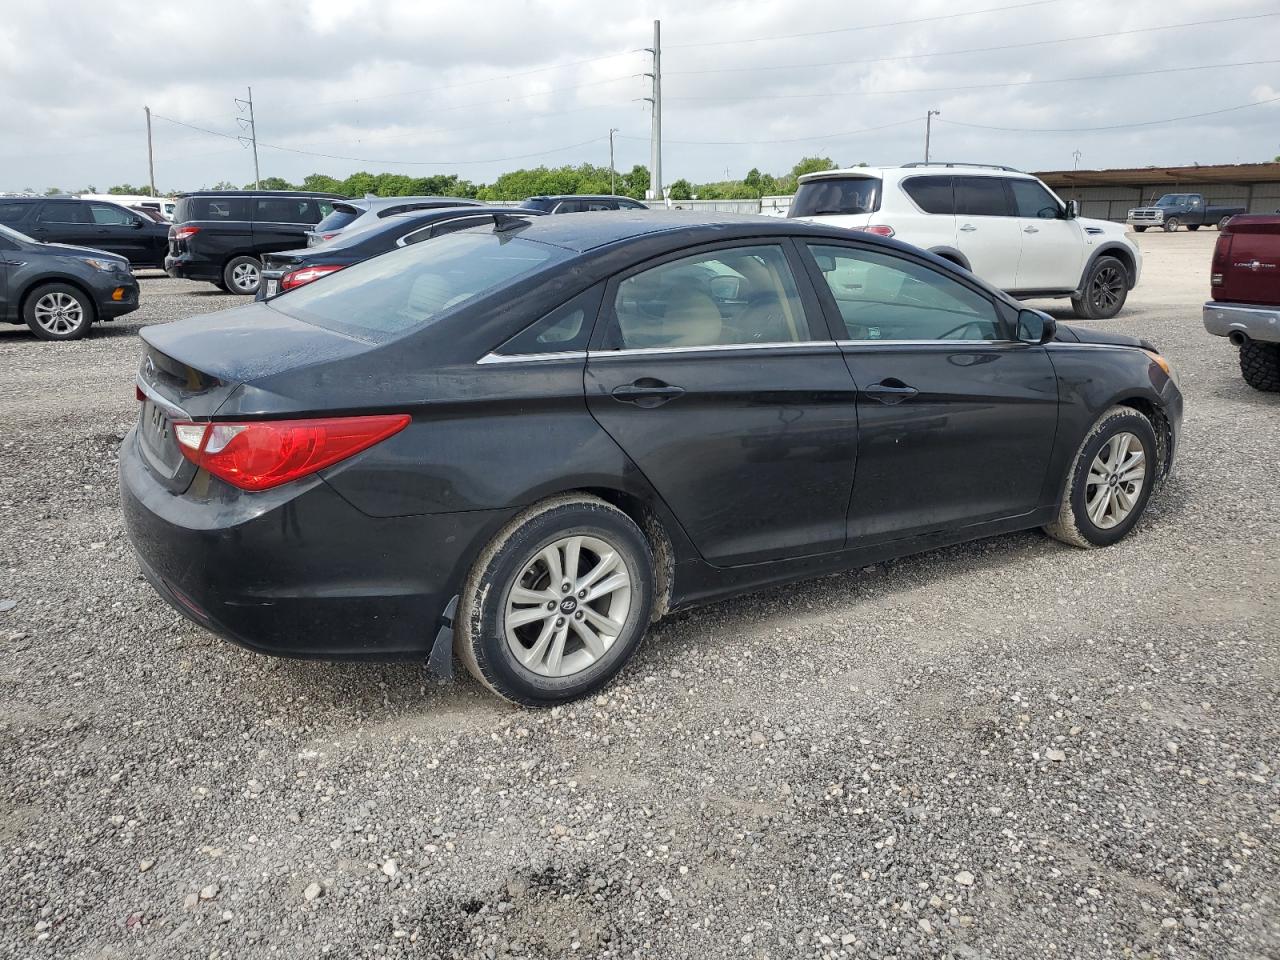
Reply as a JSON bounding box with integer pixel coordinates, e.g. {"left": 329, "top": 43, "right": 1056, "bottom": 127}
{"left": 667, "top": 0, "right": 1065, "bottom": 48}
{"left": 665, "top": 13, "right": 1280, "bottom": 77}
{"left": 935, "top": 95, "right": 1280, "bottom": 133}
{"left": 666, "top": 58, "right": 1280, "bottom": 102}
{"left": 617, "top": 117, "right": 919, "bottom": 146}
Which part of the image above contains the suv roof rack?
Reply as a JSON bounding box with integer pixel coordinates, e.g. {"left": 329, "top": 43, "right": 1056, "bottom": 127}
{"left": 900, "top": 162, "right": 1023, "bottom": 172}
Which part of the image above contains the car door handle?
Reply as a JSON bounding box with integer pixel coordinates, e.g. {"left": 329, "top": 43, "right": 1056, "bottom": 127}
{"left": 1023, "top": 225, "right": 1039, "bottom": 234}
{"left": 959, "top": 223, "right": 977, "bottom": 232}
{"left": 611, "top": 378, "right": 685, "bottom": 408}
{"left": 863, "top": 379, "right": 919, "bottom": 405}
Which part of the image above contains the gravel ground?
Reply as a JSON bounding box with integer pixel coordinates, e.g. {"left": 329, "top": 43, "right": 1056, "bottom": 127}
{"left": 1, "top": 235, "right": 1277, "bottom": 960}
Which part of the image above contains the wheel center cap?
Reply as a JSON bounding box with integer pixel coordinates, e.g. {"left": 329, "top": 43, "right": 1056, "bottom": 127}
{"left": 1108, "top": 474, "right": 1119, "bottom": 487}
{"left": 560, "top": 597, "right": 578, "bottom": 614}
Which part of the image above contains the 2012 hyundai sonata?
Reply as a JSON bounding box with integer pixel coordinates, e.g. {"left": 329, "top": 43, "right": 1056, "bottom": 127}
{"left": 121, "top": 212, "right": 1182, "bottom": 706}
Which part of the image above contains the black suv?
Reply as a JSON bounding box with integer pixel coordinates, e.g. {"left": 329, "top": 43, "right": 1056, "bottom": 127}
{"left": 0, "top": 196, "right": 169, "bottom": 268}
{"left": 165, "top": 191, "right": 345, "bottom": 294}
{"left": 518, "top": 195, "right": 648, "bottom": 214}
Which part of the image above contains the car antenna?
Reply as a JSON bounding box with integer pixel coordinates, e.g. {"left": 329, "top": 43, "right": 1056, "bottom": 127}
{"left": 492, "top": 212, "right": 532, "bottom": 232}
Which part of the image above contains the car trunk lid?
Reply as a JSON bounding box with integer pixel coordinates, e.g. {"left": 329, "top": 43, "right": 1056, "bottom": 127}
{"left": 134, "top": 301, "right": 376, "bottom": 493}
{"left": 1212, "top": 214, "right": 1280, "bottom": 305}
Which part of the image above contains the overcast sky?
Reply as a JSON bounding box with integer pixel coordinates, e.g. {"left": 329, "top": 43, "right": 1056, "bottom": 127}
{"left": 2, "top": 0, "right": 1278, "bottom": 193}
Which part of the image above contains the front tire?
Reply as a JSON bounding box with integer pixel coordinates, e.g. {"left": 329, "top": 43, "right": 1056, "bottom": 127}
{"left": 1071, "top": 256, "right": 1129, "bottom": 320}
{"left": 1044, "top": 406, "right": 1158, "bottom": 549}
{"left": 1162, "top": 217, "right": 1180, "bottom": 232}
{"left": 23, "top": 283, "right": 94, "bottom": 341}
{"left": 455, "top": 495, "right": 655, "bottom": 707}
{"left": 223, "top": 255, "right": 262, "bottom": 295}
{"left": 1240, "top": 340, "right": 1280, "bottom": 392}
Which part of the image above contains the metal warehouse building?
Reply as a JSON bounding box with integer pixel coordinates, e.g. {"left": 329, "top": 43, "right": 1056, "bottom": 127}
{"left": 1036, "top": 163, "right": 1280, "bottom": 223}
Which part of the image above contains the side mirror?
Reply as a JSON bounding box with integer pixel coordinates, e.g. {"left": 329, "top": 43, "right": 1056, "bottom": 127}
{"left": 1064, "top": 199, "right": 1079, "bottom": 220}
{"left": 130, "top": 216, "right": 144, "bottom": 228}
{"left": 1017, "top": 308, "right": 1057, "bottom": 345}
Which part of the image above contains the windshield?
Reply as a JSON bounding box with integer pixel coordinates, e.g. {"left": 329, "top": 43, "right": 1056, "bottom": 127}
{"left": 1156, "top": 195, "right": 1189, "bottom": 206}
{"left": 788, "top": 177, "right": 882, "bottom": 218}
{"left": 271, "top": 229, "right": 569, "bottom": 342}
{"left": 0, "top": 223, "right": 34, "bottom": 244}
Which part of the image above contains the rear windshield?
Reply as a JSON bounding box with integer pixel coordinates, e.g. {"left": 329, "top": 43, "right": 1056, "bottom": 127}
{"left": 175, "top": 196, "right": 253, "bottom": 223}
{"left": 271, "top": 229, "right": 569, "bottom": 343}
{"left": 314, "top": 202, "right": 364, "bottom": 233}
{"left": 788, "top": 177, "right": 881, "bottom": 218}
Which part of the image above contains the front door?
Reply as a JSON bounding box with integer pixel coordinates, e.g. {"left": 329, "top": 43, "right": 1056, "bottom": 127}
{"left": 953, "top": 176, "right": 1023, "bottom": 290}
{"left": 88, "top": 202, "right": 146, "bottom": 264}
{"left": 585, "top": 241, "right": 859, "bottom": 566}
{"left": 1008, "top": 179, "right": 1085, "bottom": 291}
{"left": 802, "top": 241, "right": 1059, "bottom": 544}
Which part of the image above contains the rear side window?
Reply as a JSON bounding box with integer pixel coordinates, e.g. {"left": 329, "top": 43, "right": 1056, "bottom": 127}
{"left": 902, "top": 176, "right": 955, "bottom": 214}
{"left": 314, "top": 203, "right": 363, "bottom": 233}
{"left": 496, "top": 287, "right": 602, "bottom": 356}
{"left": 37, "top": 201, "right": 92, "bottom": 224}
{"left": 255, "top": 197, "right": 321, "bottom": 224}
{"left": 1009, "top": 179, "right": 1062, "bottom": 219}
{"left": 955, "top": 177, "right": 1012, "bottom": 217}
{"left": 177, "top": 196, "right": 254, "bottom": 221}
{"left": 0, "top": 202, "right": 30, "bottom": 223}
{"left": 788, "top": 177, "right": 882, "bottom": 218}
{"left": 272, "top": 230, "right": 569, "bottom": 343}
{"left": 553, "top": 200, "right": 585, "bottom": 214}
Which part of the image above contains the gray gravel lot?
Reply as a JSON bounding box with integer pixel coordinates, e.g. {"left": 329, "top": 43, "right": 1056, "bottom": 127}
{"left": 1, "top": 234, "right": 1277, "bottom": 960}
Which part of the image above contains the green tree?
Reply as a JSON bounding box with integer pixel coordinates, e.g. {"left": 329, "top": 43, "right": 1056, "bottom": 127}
{"left": 667, "top": 178, "right": 693, "bottom": 201}
{"left": 301, "top": 173, "right": 344, "bottom": 194}
{"left": 44, "top": 186, "right": 63, "bottom": 196}
{"left": 791, "top": 156, "right": 837, "bottom": 178}
{"left": 108, "top": 183, "right": 147, "bottom": 195}
{"left": 250, "top": 176, "right": 297, "bottom": 191}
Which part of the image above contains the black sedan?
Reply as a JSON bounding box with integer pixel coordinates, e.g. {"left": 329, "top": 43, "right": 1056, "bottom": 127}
{"left": 120, "top": 213, "right": 1182, "bottom": 706}
{"left": 0, "top": 223, "right": 139, "bottom": 340}
{"left": 255, "top": 206, "right": 547, "bottom": 300}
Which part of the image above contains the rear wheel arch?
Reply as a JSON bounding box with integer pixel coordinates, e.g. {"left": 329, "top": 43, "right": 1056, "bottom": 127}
{"left": 580, "top": 486, "right": 675, "bottom": 619}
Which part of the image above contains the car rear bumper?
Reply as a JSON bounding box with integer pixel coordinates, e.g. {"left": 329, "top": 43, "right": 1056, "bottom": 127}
{"left": 1202, "top": 301, "right": 1280, "bottom": 344}
{"left": 164, "top": 254, "right": 222, "bottom": 284}
{"left": 119, "top": 425, "right": 509, "bottom": 660}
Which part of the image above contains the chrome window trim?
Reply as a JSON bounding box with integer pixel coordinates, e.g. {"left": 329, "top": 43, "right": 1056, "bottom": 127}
{"left": 835, "top": 338, "right": 1011, "bottom": 347}
{"left": 478, "top": 350, "right": 589, "bottom": 365}
{"left": 589, "top": 340, "right": 835, "bottom": 358}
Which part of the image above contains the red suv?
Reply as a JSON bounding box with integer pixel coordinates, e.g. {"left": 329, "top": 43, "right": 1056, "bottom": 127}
{"left": 1203, "top": 215, "right": 1280, "bottom": 391}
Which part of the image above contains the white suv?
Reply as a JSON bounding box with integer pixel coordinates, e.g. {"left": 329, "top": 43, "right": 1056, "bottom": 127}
{"left": 788, "top": 164, "right": 1141, "bottom": 319}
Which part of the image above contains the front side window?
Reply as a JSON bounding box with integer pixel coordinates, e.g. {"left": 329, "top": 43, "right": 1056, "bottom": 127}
{"left": 788, "top": 177, "right": 882, "bottom": 218}
{"left": 90, "top": 203, "right": 136, "bottom": 225}
{"left": 954, "top": 177, "right": 1011, "bottom": 217}
{"left": 272, "top": 229, "right": 568, "bottom": 343}
{"left": 609, "top": 244, "right": 811, "bottom": 349}
{"left": 1009, "top": 180, "right": 1062, "bottom": 219}
{"left": 808, "top": 244, "right": 1002, "bottom": 342}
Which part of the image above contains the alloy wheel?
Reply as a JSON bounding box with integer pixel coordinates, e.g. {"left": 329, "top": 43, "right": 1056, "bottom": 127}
{"left": 231, "top": 261, "right": 260, "bottom": 292}
{"left": 33, "top": 291, "right": 84, "bottom": 336}
{"left": 1089, "top": 265, "right": 1124, "bottom": 313}
{"left": 1084, "top": 431, "right": 1146, "bottom": 530}
{"left": 503, "top": 535, "right": 632, "bottom": 678}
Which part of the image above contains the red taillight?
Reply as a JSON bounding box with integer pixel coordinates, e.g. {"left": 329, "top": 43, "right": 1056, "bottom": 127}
{"left": 853, "top": 224, "right": 895, "bottom": 238}
{"left": 1211, "top": 233, "right": 1232, "bottom": 287}
{"left": 322, "top": 233, "right": 338, "bottom": 241}
{"left": 170, "top": 414, "right": 410, "bottom": 491}
{"left": 281, "top": 264, "right": 345, "bottom": 291}
{"left": 171, "top": 225, "right": 200, "bottom": 241}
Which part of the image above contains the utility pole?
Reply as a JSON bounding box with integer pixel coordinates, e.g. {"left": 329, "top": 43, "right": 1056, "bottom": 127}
{"left": 924, "top": 109, "right": 941, "bottom": 163}
{"left": 609, "top": 127, "right": 619, "bottom": 195}
{"left": 144, "top": 106, "right": 156, "bottom": 197}
{"left": 235, "top": 87, "right": 261, "bottom": 190}
{"left": 643, "top": 20, "right": 662, "bottom": 203}
{"left": 1072, "top": 149, "right": 1083, "bottom": 170}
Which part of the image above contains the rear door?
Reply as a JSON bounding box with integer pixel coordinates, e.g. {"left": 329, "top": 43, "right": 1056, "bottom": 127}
{"left": 1008, "top": 178, "right": 1085, "bottom": 292}
{"left": 585, "top": 240, "right": 859, "bottom": 566}
{"left": 30, "top": 200, "right": 94, "bottom": 247}
{"left": 801, "top": 240, "right": 1058, "bottom": 544}
{"left": 897, "top": 175, "right": 958, "bottom": 255}
{"left": 252, "top": 197, "right": 324, "bottom": 254}
{"left": 954, "top": 176, "right": 1022, "bottom": 290}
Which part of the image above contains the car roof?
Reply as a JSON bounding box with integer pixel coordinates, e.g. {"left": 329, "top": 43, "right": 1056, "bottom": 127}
{"left": 799, "top": 164, "right": 1035, "bottom": 184}
{"left": 356, "top": 195, "right": 481, "bottom": 209}
{"left": 176, "top": 190, "right": 347, "bottom": 199}
{"left": 488, "top": 209, "right": 885, "bottom": 253}
{"left": 524, "top": 195, "right": 641, "bottom": 202}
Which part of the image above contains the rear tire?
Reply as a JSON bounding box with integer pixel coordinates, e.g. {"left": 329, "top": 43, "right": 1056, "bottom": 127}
{"left": 23, "top": 283, "right": 94, "bottom": 341}
{"left": 1133, "top": 226, "right": 1148, "bottom": 233}
{"left": 1044, "top": 406, "right": 1158, "bottom": 549}
{"left": 1162, "top": 218, "right": 1180, "bottom": 232}
{"left": 1187, "top": 224, "right": 1200, "bottom": 231}
{"left": 1239, "top": 340, "right": 1280, "bottom": 392}
{"left": 455, "top": 495, "right": 655, "bottom": 707}
{"left": 1071, "top": 256, "right": 1129, "bottom": 320}
{"left": 222, "top": 255, "right": 262, "bottom": 295}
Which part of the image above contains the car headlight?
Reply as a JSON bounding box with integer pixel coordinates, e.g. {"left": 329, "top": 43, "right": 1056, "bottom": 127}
{"left": 1143, "top": 349, "right": 1179, "bottom": 387}
{"left": 84, "top": 258, "right": 125, "bottom": 272}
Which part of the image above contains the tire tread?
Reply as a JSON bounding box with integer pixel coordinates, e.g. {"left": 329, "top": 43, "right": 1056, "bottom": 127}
{"left": 1239, "top": 341, "right": 1280, "bottom": 392}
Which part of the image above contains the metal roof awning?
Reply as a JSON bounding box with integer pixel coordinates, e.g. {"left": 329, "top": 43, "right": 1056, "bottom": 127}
{"left": 1035, "top": 163, "right": 1280, "bottom": 188}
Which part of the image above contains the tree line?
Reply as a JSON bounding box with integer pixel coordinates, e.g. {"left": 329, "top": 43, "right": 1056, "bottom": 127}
{"left": 28, "top": 156, "right": 846, "bottom": 202}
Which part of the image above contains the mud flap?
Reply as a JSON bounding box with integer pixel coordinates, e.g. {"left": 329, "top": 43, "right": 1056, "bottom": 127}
{"left": 426, "top": 595, "right": 458, "bottom": 680}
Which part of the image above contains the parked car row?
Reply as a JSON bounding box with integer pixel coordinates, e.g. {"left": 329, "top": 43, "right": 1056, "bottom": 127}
{"left": 120, "top": 209, "right": 1184, "bottom": 705}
